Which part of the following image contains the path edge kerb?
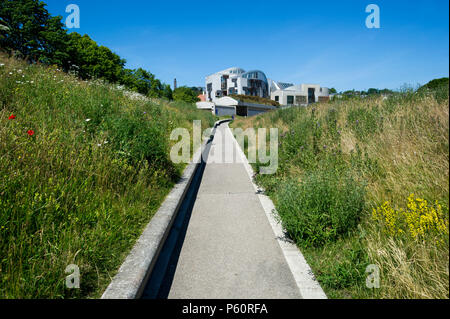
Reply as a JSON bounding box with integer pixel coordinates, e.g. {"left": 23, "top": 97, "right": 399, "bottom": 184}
{"left": 101, "top": 119, "right": 230, "bottom": 299}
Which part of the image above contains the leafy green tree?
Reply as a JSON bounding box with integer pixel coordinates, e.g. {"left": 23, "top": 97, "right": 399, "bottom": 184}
{"left": 379, "top": 88, "right": 393, "bottom": 95}
{"left": 148, "top": 77, "right": 163, "bottom": 98}
{"left": 173, "top": 86, "right": 200, "bottom": 103}
{"left": 65, "top": 32, "right": 125, "bottom": 82}
{"left": 39, "top": 15, "right": 69, "bottom": 66}
{"left": 367, "top": 88, "right": 380, "bottom": 95}
{"left": 0, "top": 0, "right": 170, "bottom": 98}
{"left": 329, "top": 88, "right": 337, "bottom": 94}
{"left": 0, "top": 0, "right": 68, "bottom": 63}
{"left": 189, "top": 87, "right": 204, "bottom": 96}
{"left": 122, "top": 68, "right": 153, "bottom": 95}
{"left": 161, "top": 84, "right": 173, "bottom": 100}
{"left": 119, "top": 68, "right": 166, "bottom": 97}
{"left": 119, "top": 68, "right": 137, "bottom": 90}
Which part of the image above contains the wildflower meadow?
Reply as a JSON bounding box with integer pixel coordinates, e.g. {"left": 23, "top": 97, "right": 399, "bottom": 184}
{"left": 0, "top": 54, "right": 215, "bottom": 298}
{"left": 232, "top": 84, "right": 449, "bottom": 299}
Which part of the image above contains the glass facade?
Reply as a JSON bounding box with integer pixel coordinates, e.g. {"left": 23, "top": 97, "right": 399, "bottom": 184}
{"left": 241, "top": 70, "right": 269, "bottom": 98}
{"left": 242, "top": 70, "right": 268, "bottom": 83}
{"left": 287, "top": 96, "right": 294, "bottom": 105}
{"left": 207, "top": 68, "right": 270, "bottom": 101}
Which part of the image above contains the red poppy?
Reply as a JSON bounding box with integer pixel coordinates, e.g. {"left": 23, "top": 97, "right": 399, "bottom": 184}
{"left": 8, "top": 114, "right": 16, "bottom": 120}
{"left": 27, "top": 130, "right": 35, "bottom": 136}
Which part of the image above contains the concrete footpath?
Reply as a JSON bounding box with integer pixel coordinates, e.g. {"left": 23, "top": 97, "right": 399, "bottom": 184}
{"left": 167, "top": 123, "right": 303, "bottom": 299}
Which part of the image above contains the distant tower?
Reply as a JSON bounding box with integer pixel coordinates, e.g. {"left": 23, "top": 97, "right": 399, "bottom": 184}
{"left": 174, "top": 78, "right": 177, "bottom": 90}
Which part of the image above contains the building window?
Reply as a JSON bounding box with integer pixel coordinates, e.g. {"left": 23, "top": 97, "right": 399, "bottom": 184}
{"left": 274, "top": 96, "right": 279, "bottom": 102}
{"left": 221, "top": 75, "right": 228, "bottom": 90}
{"left": 287, "top": 96, "right": 294, "bottom": 105}
{"left": 207, "top": 83, "right": 212, "bottom": 101}
{"left": 296, "top": 95, "right": 306, "bottom": 104}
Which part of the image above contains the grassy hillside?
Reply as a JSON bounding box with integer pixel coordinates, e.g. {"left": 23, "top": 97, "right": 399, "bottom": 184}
{"left": 0, "top": 55, "right": 215, "bottom": 298}
{"left": 232, "top": 88, "right": 449, "bottom": 298}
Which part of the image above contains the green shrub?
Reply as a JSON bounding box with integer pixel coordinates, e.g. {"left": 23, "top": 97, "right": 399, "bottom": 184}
{"left": 105, "top": 112, "right": 168, "bottom": 166}
{"left": 347, "top": 106, "right": 383, "bottom": 140}
{"left": 431, "top": 82, "right": 449, "bottom": 104}
{"left": 416, "top": 77, "right": 449, "bottom": 104}
{"left": 309, "top": 238, "right": 369, "bottom": 293}
{"left": 418, "top": 77, "right": 449, "bottom": 91}
{"left": 275, "top": 170, "right": 366, "bottom": 247}
{"left": 233, "top": 87, "right": 449, "bottom": 299}
{"left": 172, "top": 86, "right": 200, "bottom": 103}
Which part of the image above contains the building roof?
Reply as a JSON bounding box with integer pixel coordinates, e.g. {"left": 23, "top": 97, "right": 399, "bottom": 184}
{"left": 214, "top": 96, "right": 239, "bottom": 106}
{"left": 284, "top": 84, "right": 303, "bottom": 91}
{"left": 241, "top": 70, "right": 268, "bottom": 82}
{"left": 278, "top": 82, "right": 294, "bottom": 89}
{"left": 207, "top": 67, "right": 245, "bottom": 78}
{"left": 269, "top": 80, "right": 294, "bottom": 91}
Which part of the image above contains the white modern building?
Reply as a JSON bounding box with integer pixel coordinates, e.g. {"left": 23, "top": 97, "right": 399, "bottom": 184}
{"left": 271, "top": 84, "right": 330, "bottom": 106}
{"left": 200, "top": 67, "right": 331, "bottom": 115}
{"left": 205, "top": 67, "right": 269, "bottom": 103}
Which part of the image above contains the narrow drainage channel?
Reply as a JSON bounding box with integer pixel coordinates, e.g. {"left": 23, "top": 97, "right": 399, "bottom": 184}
{"left": 141, "top": 121, "right": 225, "bottom": 299}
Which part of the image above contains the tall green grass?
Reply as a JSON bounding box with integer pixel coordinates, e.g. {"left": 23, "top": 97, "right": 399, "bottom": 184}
{"left": 232, "top": 88, "right": 449, "bottom": 298}
{"left": 0, "top": 55, "right": 215, "bottom": 298}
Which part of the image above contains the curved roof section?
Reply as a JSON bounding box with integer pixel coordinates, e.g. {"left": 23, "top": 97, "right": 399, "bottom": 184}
{"left": 241, "top": 70, "right": 268, "bottom": 83}
{"left": 221, "top": 67, "right": 245, "bottom": 75}
{"left": 207, "top": 67, "right": 246, "bottom": 78}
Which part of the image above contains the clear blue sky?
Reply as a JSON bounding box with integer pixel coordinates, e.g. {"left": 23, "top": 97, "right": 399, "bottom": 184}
{"left": 44, "top": 0, "right": 449, "bottom": 91}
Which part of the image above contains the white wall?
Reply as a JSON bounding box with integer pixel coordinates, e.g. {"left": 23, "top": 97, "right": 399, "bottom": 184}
{"left": 205, "top": 73, "right": 222, "bottom": 102}
{"left": 271, "top": 84, "right": 330, "bottom": 105}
